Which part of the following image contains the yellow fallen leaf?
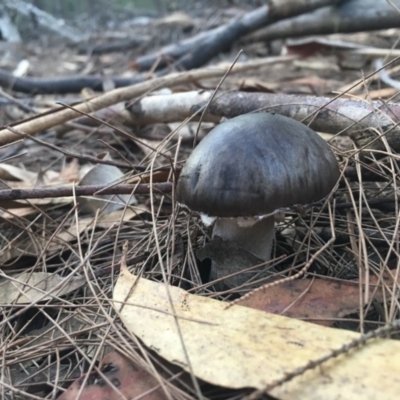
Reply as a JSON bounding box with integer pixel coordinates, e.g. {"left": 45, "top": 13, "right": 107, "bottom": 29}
{"left": 113, "top": 265, "right": 400, "bottom": 399}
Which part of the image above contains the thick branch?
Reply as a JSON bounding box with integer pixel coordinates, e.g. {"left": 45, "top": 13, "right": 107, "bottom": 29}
{"left": 246, "top": 0, "right": 400, "bottom": 43}
{"left": 0, "top": 68, "right": 230, "bottom": 146}
{"left": 125, "top": 90, "right": 400, "bottom": 151}
{"left": 0, "top": 69, "right": 146, "bottom": 94}
{"left": 0, "top": 56, "right": 288, "bottom": 94}
{"left": 133, "top": 0, "right": 340, "bottom": 71}
{"left": 0, "top": 56, "right": 293, "bottom": 146}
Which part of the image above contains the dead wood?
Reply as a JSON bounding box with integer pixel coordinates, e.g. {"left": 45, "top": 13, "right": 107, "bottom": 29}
{"left": 0, "top": 68, "right": 147, "bottom": 94}
{"left": 77, "top": 39, "right": 144, "bottom": 55}
{"left": 133, "top": 0, "right": 340, "bottom": 72}
{"left": 245, "top": 0, "right": 400, "bottom": 44}
{"left": 3, "top": 4, "right": 400, "bottom": 399}
{"left": 0, "top": 1, "right": 339, "bottom": 95}
{"left": 0, "top": 181, "right": 396, "bottom": 210}
{"left": 125, "top": 90, "right": 400, "bottom": 151}
{"left": 0, "top": 69, "right": 226, "bottom": 145}
{"left": 0, "top": 54, "right": 291, "bottom": 95}
{"left": 0, "top": 57, "right": 293, "bottom": 146}
{"left": 0, "top": 182, "right": 173, "bottom": 202}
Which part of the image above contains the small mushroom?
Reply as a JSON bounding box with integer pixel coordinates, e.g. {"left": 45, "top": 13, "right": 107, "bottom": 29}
{"left": 177, "top": 113, "right": 339, "bottom": 282}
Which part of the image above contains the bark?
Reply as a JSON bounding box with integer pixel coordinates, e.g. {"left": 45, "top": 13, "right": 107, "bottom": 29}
{"left": 246, "top": 0, "right": 400, "bottom": 43}
{"left": 0, "top": 53, "right": 292, "bottom": 94}
{"left": 0, "top": 68, "right": 147, "bottom": 94}
{"left": 133, "top": 0, "right": 340, "bottom": 72}
{"left": 125, "top": 90, "right": 400, "bottom": 151}
{"left": 77, "top": 39, "right": 144, "bottom": 55}
{"left": 0, "top": 182, "right": 172, "bottom": 202}
{"left": 0, "top": 57, "right": 293, "bottom": 146}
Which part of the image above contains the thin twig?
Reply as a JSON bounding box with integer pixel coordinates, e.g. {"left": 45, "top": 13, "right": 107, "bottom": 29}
{"left": 0, "top": 182, "right": 173, "bottom": 201}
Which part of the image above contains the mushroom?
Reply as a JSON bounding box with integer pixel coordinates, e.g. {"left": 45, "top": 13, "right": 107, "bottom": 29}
{"left": 177, "top": 113, "right": 339, "bottom": 279}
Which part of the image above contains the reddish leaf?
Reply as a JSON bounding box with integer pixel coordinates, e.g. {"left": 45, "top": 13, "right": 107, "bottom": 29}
{"left": 57, "top": 351, "right": 167, "bottom": 400}
{"left": 238, "top": 273, "right": 398, "bottom": 326}
{"left": 285, "top": 37, "right": 364, "bottom": 57}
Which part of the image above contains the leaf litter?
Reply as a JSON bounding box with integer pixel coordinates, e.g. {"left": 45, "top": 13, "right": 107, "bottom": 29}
{"left": 0, "top": 1, "right": 400, "bottom": 399}
{"left": 113, "top": 254, "right": 400, "bottom": 399}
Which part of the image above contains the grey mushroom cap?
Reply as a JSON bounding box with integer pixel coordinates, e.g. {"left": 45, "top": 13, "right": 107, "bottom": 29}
{"left": 177, "top": 113, "right": 340, "bottom": 218}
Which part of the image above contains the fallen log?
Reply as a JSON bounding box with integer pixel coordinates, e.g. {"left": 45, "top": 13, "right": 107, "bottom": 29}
{"left": 125, "top": 90, "right": 400, "bottom": 151}
{"left": 133, "top": 0, "right": 340, "bottom": 72}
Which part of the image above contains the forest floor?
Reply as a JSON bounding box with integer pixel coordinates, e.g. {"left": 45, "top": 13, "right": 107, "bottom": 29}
{"left": 0, "top": 1, "right": 400, "bottom": 399}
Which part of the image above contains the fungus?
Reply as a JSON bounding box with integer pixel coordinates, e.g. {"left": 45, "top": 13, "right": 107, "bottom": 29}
{"left": 177, "top": 113, "right": 339, "bottom": 282}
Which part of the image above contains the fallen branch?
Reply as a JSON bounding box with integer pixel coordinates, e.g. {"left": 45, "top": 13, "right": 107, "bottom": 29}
{"left": 0, "top": 68, "right": 147, "bottom": 94}
{"left": 1, "top": 180, "right": 396, "bottom": 212}
{"left": 0, "top": 1, "right": 319, "bottom": 97}
{"left": 77, "top": 38, "right": 145, "bottom": 55}
{"left": 0, "top": 182, "right": 173, "bottom": 202}
{"left": 133, "top": 0, "right": 340, "bottom": 71}
{"left": 0, "top": 56, "right": 294, "bottom": 146}
{"left": 245, "top": 0, "right": 400, "bottom": 43}
{"left": 125, "top": 90, "right": 400, "bottom": 151}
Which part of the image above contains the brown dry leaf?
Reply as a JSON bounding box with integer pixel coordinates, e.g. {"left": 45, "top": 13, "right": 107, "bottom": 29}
{"left": 0, "top": 159, "right": 81, "bottom": 189}
{"left": 368, "top": 87, "right": 398, "bottom": 99}
{"left": 237, "top": 78, "right": 278, "bottom": 92}
{"left": 293, "top": 58, "right": 340, "bottom": 72}
{"left": 0, "top": 161, "right": 81, "bottom": 217}
{"left": 113, "top": 264, "right": 400, "bottom": 399}
{"left": 127, "top": 170, "right": 172, "bottom": 184}
{"left": 57, "top": 351, "right": 168, "bottom": 400}
{"left": 0, "top": 271, "right": 84, "bottom": 304}
{"left": 284, "top": 37, "right": 365, "bottom": 57}
{"left": 51, "top": 206, "right": 148, "bottom": 249}
{"left": 154, "top": 11, "right": 196, "bottom": 30}
{"left": 237, "top": 274, "right": 400, "bottom": 326}
{"left": 134, "top": 138, "right": 165, "bottom": 159}
{"left": 0, "top": 164, "right": 38, "bottom": 182}
{"left": 285, "top": 76, "right": 340, "bottom": 93}
{"left": 167, "top": 121, "right": 213, "bottom": 142}
{"left": 49, "top": 159, "right": 81, "bottom": 184}
{"left": 0, "top": 207, "right": 38, "bottom": 219}
{"left": 0, "top": 195, "right": 71, "bottom": 219}
{"left": 0, "top": 163, "right": 63, "bottom": 187}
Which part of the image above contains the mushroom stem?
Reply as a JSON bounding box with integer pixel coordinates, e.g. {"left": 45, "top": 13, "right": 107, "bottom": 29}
{"left": 212, "top": 216, "right": 275, "bottom": 261}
